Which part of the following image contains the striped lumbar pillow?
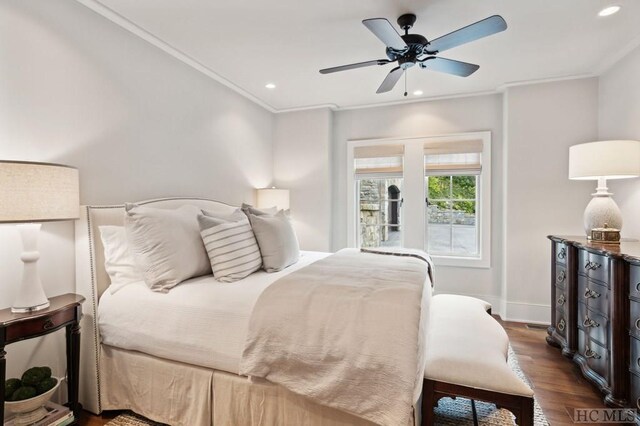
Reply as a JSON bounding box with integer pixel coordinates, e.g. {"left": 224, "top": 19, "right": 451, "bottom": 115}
{"left": 198, "top": 210, "right": 262, "bottom": 282}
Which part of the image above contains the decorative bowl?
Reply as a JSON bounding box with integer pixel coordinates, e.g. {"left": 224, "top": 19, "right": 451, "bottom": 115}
{"left": 4, "top": 377, "right": 61, "bottom": 425}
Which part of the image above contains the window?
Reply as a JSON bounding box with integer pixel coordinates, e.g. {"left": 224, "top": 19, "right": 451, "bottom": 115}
{"left": 347, "top": 132, "right": 491, "bottom": 268}
{"left": 424, "top": 139, "right": 482, "bottom": 258}
{"left": 354, "top": 147, "right": 403, "bottom": 248}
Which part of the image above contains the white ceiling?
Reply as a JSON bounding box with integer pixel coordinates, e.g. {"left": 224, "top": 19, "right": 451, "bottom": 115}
{"left": 91, "top": 0, "right": 640, "bottom": 111}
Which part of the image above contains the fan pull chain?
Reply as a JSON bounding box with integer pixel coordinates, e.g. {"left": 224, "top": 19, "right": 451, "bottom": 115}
{"left": 404, "top": 72, "right": 408, "bottom": 97}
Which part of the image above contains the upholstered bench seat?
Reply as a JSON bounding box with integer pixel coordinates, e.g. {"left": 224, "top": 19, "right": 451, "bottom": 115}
{"left": 422, "top": 294, "right": 534, "bottom": 426}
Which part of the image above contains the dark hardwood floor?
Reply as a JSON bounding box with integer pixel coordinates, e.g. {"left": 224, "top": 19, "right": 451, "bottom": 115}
{"left": 79, "top": 319, "right": 607, "bottom": 425}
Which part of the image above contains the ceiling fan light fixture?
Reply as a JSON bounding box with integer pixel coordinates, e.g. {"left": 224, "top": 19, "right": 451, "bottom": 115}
{"left": 265, "top": 83, "right": 276, "bottom": 89}
{"left": 413, "top": 90, "right": 423, "bottom": 96}
{"left": 598, "top": 5, "right": 621, "bottom": 17}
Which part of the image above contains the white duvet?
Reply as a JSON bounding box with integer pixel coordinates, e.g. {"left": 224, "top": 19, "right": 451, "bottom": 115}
{"left": 98, "top": 251, "right": 331, "bottom": 374}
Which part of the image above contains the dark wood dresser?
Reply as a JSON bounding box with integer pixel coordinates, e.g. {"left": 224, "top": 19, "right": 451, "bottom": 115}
{"left": 547, "top": 235, "right": 640, "bottom": 413}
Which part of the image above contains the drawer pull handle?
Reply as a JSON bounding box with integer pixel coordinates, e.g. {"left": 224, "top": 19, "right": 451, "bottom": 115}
{"left": 557, "top": 318, "right": 565, "bottom": 332}
{"left": 636, "top": 282, "right": 640, "bottom": 292}
{"left": 43, "top": 319, "right": 54, "bottom": 330}
{"left": 558, "top": 248, "right": 566, "bottom": 260}
{"left": 584, "top": 288, "right": 601, "bottom": 299}
{"left": 637, "top": 397, "right": 640, "bottom": 410}
{"left": 583, "top": 317, "right": 599, "bottom": 328}
{"left": 557, "top": 294, "right": 566, "bottom": 306}
{"left": 585, "top": 347, "right": 601, "bottom": 359}
{"left": 635, "top": 318, "right": 640, "bottom": 330}
{"left": 585, "top": 261, "right": 602, "bottom": 271}
{"left": 556, "top": 270, "right": 566, "bottom": 283}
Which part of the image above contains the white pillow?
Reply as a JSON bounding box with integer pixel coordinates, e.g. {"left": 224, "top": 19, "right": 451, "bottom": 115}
{"left": 99, "top": 226, "right": 144, "bottom": 294}
{"left": 248, "top": 210, "right": 300, "bottom": 272}
{"left": 198, "top": 210, "right": 262, "bottom": 282}
{"left": 241, "top": 203, "right": 278, "bottom": 216}
{"left": 125, "top": 203, "right": 211, "bottom": 292}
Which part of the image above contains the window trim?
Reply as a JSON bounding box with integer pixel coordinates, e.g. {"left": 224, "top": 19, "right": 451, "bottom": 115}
{"left": 347, "top": 132, "right": 491, "bottom": 269}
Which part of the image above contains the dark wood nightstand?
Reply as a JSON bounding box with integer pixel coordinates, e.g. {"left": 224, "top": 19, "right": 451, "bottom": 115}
{"left": 1, "top": 293, "right": 84, "bottom": 422}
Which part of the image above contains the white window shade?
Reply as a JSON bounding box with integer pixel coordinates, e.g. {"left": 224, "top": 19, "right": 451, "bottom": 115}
{"left": 424, "top": 139, "right": 482, "bottom": 176}
{"left": 354, "top": 145, "right": 404, "bottom": 177}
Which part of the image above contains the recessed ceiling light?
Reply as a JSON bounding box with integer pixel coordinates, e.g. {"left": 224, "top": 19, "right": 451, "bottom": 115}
{"left": 265, "top": 83, "right": 276, "bottom": 89}
{"left": 598, "top": 5, "right": 621, "bottom": 17}
{"left": 413, "top": 90, "right": 423, "bottom": 96}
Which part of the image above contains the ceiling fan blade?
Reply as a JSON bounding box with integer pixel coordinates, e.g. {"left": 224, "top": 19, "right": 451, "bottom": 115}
{"left": 376, "top": 66, "right": 404, "bottom": 93}
{"left": 421, "top": 57, "right": 479, "bottom": 77}
{"left": 319, "top": 59, "right": 391, "bottom": 74}
{"left": 362, "top": 18, "right": 408, "bottom": 51}
{"left": 428, "top": 15, "right": 507, "bottom": 54}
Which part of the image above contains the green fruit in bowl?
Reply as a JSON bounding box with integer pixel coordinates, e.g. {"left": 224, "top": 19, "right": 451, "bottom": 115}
{"left": 4, "top": 378, "right": 22, "bottom": 399}
{"left": 21, "top": 367, "right": 48, "bottom": 386}
{"left": 35, "top": 377, "right": 58, "bottom": 395}
{"left": 10, "top": 386, "right": 37, "bottom": 401}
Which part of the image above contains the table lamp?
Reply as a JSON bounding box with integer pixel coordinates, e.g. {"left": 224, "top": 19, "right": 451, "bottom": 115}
{"left": 0, "top": 160, "right": 79, "bottom": 313}
{"left": 569, "top": 140, "right": 640, "bottom": 236}
{"left": 256, "top": 187, "right": 290, "bottom": 211}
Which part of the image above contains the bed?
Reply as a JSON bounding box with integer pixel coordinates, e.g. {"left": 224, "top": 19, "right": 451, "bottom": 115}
{"left": 75, "top": 197, "right": 432, "bottom": 426}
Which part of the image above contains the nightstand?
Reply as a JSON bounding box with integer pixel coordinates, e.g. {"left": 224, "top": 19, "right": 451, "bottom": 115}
{"left": 1, "top": 293, "right": 84, "bottom": 422}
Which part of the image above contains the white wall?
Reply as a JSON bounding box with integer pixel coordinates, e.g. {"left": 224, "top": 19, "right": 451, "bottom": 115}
{"left": 0, "top": 0, "right": 273, "bottom": 379}
{"left": 599, "top": 45, "right": 640, "bottom": 239}
{"left": 331, "top": 95, "right": 505, "bottom": 307}
{"left": 503, "top": 78, "right": 599, "bottom": 322}
{"left": 273, "top": 109, "right": 333, "bottom": 251}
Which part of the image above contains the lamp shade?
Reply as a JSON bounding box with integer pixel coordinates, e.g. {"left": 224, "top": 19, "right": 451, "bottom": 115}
{"left": 0, "top": 160, "right": 80, "bottom": 223}
{"left": 256, "top": 187, "right": 289, "bottom": 210}
{"left": 569, "top": 140, "right": 640, "bottom": 180}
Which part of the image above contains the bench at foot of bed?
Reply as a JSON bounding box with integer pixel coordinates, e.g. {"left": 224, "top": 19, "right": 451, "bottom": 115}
{"left": 422, "top": 294, "right": 534, "bottom": 426}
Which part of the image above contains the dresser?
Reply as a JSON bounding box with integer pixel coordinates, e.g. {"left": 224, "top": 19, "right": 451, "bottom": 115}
{"left": 547, "top": 236, "right": 640, "bottom": 412}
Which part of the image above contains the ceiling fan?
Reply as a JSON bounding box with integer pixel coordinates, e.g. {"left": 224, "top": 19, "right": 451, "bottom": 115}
{"left": 319, "top": 13, "right": 507, "bottom": 94}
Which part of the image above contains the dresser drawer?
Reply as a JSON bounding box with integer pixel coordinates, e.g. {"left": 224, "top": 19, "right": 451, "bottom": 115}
{"left": 578, "top": 275, "right": 609, "bottom": 317}
{"left": 578, "top": 302, "right": 608, "bottom": 347}
{"left": 631, "top": 337, "right": 640, "bottom": 376}
{"left": 578, "top": 330, "right": 609, "bottom": 386}
{"left": 555, "top": 264, "right": 568, "bottom": 288}
{"left": 630, "top": 300, "right": 640, "bottom": 339}
{"left": 555, "top": 309, "right": 567, "bottom": 338}
{"left": 630, "top": 264, "right": 640, "bottom": 299}
{"left": 555, "top": 242, "right": 568, "bottom": 265}
{"left": 555, "top": 284, "right": 568, "bottom": 314}
{"left": 578, "top": 250, "right": 609, "bottom": 284}
{"left": 632, "top": 371, "right": 640, "bottom": 410}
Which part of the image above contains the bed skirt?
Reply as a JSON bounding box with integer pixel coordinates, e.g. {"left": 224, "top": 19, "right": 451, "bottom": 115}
{"left": 100, "top": 345, "right": 402, "bottom": 426}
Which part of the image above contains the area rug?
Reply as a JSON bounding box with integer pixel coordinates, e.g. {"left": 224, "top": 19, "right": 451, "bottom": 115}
{"left": 106, "top": 347, "right": 548, "bottom": 426}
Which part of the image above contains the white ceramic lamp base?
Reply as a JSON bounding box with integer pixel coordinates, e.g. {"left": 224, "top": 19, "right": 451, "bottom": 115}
{"left": 12, "top": 223, "right": 49, "bottom": 313}
{"left": 583, "top": 178, "right": 623, "bottom": 237}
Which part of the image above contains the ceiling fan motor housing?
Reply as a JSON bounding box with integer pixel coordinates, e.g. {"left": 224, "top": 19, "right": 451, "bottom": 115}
{"left": 386, "top": 33, "right": 429, "bottom": 69}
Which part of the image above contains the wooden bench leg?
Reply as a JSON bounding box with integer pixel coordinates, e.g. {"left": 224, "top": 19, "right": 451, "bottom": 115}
{"left": 517, "top": 396, "right": 534, "bottom": 426}
{"left": 422, "top": 379, "right": 435, "bottom": 426}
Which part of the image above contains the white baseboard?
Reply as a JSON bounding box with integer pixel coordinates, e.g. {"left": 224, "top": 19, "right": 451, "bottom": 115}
{"left": 503, "top": 301, "right": 551, "bottom": 325}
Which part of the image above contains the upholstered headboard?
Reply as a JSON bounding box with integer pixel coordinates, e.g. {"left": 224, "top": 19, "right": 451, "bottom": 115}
{"left": 75, "top": 197, "right": 237, "bottom": 414}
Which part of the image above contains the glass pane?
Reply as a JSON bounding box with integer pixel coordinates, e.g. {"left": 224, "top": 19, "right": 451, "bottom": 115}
{"left": 452, "top": 176, "right": 476, "bottom": 200}
{"left": 358, "top": 178, "right": 402, "bottom": 248}
{"left": 452, "top": 225, "right": 478, "bottom": 256}
{"left": 427, "top": 201, "right": 451, "bottom": 224}
{"left": 427, "top": 176, "right": 450, "bottom": 199}
{"left": 452, "top": 201, "right": 476, "bottom": 225}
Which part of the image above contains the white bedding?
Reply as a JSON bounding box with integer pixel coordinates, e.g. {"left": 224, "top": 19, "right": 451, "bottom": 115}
{"left": 98, "top": 251, "right": 331, "bottom": 374}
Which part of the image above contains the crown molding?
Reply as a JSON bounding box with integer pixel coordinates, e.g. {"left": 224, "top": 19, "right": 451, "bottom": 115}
{"left": 593, "top": 33, "right": 640, "bottom": 76}
{"left": 497, "top": 73, "right": 596, "bottom": 92}
{"left": 74, "top": 0, "right": 278, "bottom": 113}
